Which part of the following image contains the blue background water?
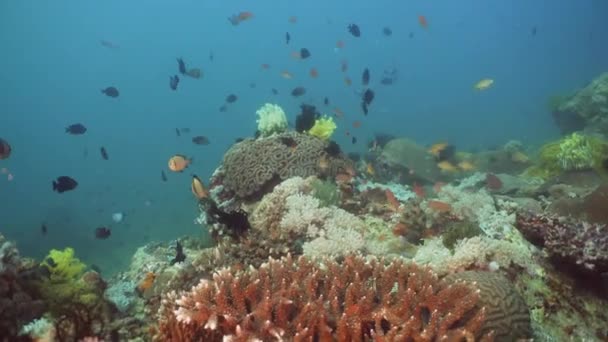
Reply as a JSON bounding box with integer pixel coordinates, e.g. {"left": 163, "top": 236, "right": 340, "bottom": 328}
{"left": 1, "top": 0, "right": 607, "bottom": 274}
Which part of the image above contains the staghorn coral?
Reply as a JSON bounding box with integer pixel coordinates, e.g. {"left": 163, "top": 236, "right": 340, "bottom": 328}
{"left": 444, "top": 271, "right": 532, "bottom": 342}
{"left": 515, "top": 211, "right": 608, "bottom": 276}
{"left": 221, "top": 132, "right": 353, "bottom": 198}
{"left": 157, "top": 254, "right": 491, "bottom": 341}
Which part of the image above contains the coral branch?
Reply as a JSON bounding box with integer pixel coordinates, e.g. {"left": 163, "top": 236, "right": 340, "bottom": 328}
{"left": 156, "top": 254, "right": 492, "bottom": 341}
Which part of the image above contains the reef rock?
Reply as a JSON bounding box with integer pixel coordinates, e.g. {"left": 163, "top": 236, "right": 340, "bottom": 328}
{"left": 379, "top": 138, "right": 442, "bottom": 183}
{"left": 560, "top": 72, "right": 608, "bottom": 134}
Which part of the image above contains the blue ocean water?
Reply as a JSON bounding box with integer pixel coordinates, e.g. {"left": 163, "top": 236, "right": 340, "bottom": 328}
{"left": 0, "top": 0, "right": 606, "bottom": 274}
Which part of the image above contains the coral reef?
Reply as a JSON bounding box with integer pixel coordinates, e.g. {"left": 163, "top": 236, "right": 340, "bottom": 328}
{"left": 443, "top": 271, "right": 532, "bottom": 342}
{"left": 0, "top": 234, "right": 45, "bottom": 339}
{"left": 556, "top": 132, "right": 594, "bottom": 171}
{"left": 219, "top": 132, "right": 353, "bottom": 198}
{"left": 255, "top": 103, "right": 288, "bottom": 137}
{"left": 156, "top": 254, "right": 492, "bottom": 341}
{"left": 379, "top": 138, "right": 444, "bottom": 184}
{"left": 515, "top": 212, "right": 608, "bottom": 276}
{"left": 559, "top": 72, "right": 608, "bottom": 133}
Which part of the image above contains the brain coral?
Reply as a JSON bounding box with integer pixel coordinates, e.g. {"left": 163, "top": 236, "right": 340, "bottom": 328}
{"left": 221, "top": 132, "right": 352, "bottom": 198}
{"left": 444, "top": 271, "right": 531, "bottom": 342}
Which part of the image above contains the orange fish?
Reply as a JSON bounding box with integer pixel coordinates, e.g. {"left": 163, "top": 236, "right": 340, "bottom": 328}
{"left": 340, "top": 59, "right": 348, "bottom": 72}
{"left": 137, "top": 272, "right": 156, "bottom": 293}
{"left": 344, "top": 77, "right": 352, "bottom": 86}
{"left": 433, "top": 182, "right": 446, "bottom": 194}
{"left": 352, "top": 120, "right": 361, "bottom": 128}
{"left": 309, "top": 68, "right": 319, "bottom": 78}
{"left": 428, "top": 142, "right": 448, "bottom": 157}
{"left": 260, "top": 63, "right": 270, "bottom": 69}
{"left": 392, "top": 222, "right": 409, "bottom": 236}
{"left": 238, "top": 12, "right": 254, "bottom": 21}
{"left": 288, "top": 16, "right": 297, "bottom": 23}
{"left": 385, "top": 189, "right": 400, "bottom": 211}
{"left": 412, "top": 182, "right": 425, "bottom": 198}
{"left": 336, "top": 40, "right": 345, "bottom": 49}
{"left": 191, "top": 175, "right": 209, "bottom": 200}
{"left": 418, "top": 15, "right": 428, "bottom": 28}
{"left": 280, "top": 70, "right": 293, "bottom": 79}
{"left": 427, "top": 200, "right": 452, "bottom": 213}
{"left": 168, "top": 154, "right": 191, "bottom": 172}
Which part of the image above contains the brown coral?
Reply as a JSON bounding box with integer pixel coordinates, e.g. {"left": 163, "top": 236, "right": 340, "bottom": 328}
{"left": 221, "top": 132, "right": 353, "bottom": 198}
{"left": 443, "top": 271, "right": 532, "bottom": 342}
{"left": 156, "top": 254, "right": 492, "bottom": 341}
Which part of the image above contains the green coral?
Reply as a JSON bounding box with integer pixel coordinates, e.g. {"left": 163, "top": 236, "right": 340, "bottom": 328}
{"left": 310, "top": 178, "right": 340, "bottom": 207}
{"left": 524, "top": 133, "right": 608, "bottom": 179}
{"left": 442, "top": 220, "right": 483, "bottom": 250}
{"left": 307, "top": 116, "right": 336, "bottom": 140}
{"left": 556, "top": 133, "right": 594, "bottom": 171}
{"left": 37, "top": 248, "right": 99, "bottom": 307}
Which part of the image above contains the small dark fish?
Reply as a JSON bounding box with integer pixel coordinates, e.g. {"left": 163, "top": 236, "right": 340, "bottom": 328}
{"left": 0, "top": 138, "right": 11, "bottom": 160}
{"left": 175, "top": 128, "right": 181, "bottom": 136}
{"left": 177, "top": 58, "right": 186, "bottom": 74}
{"left": 100, "top": 40, "right": 119, "bottom": 49}
{"left": 324, "top": 97, "right": 329, "bottom": 106}
{"left": 285, "top": 32, "right": 291, "bottom": 44}
{"left": 170, "top": 240, "right": 186, "bottom": 265}
{"left": 94, "top": 227, "right": 111, "bottom": 239}
{"left": 271, "top": 88, "right": 279, "bottom": 95}
{"left": 249, "top": 82, "right": 256, "bottom": 89}
{"left": 362, "top": 102, "right": 369, "bottom": 115}
{"left": 381, "top": 77, "right": 393, "bottom": 85}
{"left": 235, "top": 137, "right": 245, "bottom": 143}
{"left": 362, "top": 68, "right": 370, "bottom": 86}
{"left": 300, "top": 48, "right": 311, "bottom": 59}
{"left": 209, "top": 51, "right": 214, "bottom": 61}
{"left": 65, "top": 123, "right": 87, "bottom": 135}
{"left": 52, "top": 176, "right": 78, "bottom": 193}
{"left": 169, "top": 75, "right": 179, "bottom": 90}
{"left": 41, "top": 223, "right": 47, "bottom": 235}
{"left": 100, "top": 147, "right": 108, "bottom": 160}
{"left": 363, "top": 89, "right": 375, "bottom": 105}
{"left": 352, "top": 136, "right": 357, "bottom": 144}
{"left": 382, "top": 27, "right": 392, "bottom": 36}
{"left": 192, "top": 136, "right": 210, "bottom": 145}
{"left": 409, "top": 32, "right": 414, "bottom": 39}
{"left": 101, "top": 86, "right": 119, "bottom": 97}
{"left": 219, "top": 105, "right": 228, "bottom": 112}
{"left": 161, "top": 170, "right": 167, "bottom": 182}
{"left": 226, "top": 94, "right": 238, "bottom": 103}
{"left": 291, "top": 86, "right": 306, "bottom": 97}
{"left": 348, "top": 24, "right": 361, "bottom": 37}
{"left": 531, "top": 26, "right": 537, "bottom": 36}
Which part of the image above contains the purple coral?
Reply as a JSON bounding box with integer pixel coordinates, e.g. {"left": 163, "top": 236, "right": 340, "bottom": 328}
{"left": 515, "top": 212, "right": 608, "bottom": 275}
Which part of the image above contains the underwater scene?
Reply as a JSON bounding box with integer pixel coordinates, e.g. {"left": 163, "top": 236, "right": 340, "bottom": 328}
{"left": 1, "top": 0, "right": 608, "bottom": 341}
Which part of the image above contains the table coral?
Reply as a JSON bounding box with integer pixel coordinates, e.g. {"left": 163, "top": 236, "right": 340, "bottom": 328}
{"left": 156, "top": 254, "right": 491, "bottom": 341}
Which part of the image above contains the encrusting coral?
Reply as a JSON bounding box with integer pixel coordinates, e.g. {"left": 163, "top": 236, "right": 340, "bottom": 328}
{"left": 156, "top": 254, "right": 493, "bottom": 341}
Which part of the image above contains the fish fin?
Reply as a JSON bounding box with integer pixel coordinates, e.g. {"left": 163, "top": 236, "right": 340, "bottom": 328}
{"left": 52, "top": 181, "right": 57, "bottom": 191}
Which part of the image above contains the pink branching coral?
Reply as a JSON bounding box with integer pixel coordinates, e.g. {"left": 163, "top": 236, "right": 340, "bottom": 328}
{"left": 156, "top": 254, "right": 492, "bottom": 341}
{"left": 515, "top": 212, "right": 608, "bottom": 275}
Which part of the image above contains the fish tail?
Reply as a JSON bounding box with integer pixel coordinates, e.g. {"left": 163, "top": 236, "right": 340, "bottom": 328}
{"left": 52, "top": 181, "right": 57, "bottom": 191}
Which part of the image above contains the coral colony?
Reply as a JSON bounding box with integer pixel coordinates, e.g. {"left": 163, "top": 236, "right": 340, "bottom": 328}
{"left": 4, "top": 84, "right": 608, "bottom": 341}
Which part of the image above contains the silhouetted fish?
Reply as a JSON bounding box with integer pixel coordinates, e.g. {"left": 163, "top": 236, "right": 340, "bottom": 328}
{"left": 300, "top": 48, "right": 311, "bottom": 59}
{"left": 101, "top": 87, "right": 119, "bottom": 97}
{"left": 177, "top": 58, "right": 186, "bottom": 74}
{"left": 0, "top": 138, "right": 11, "bottom": 160}
{"left": 324, "top": 97, "right": 329, "bottom": 106}
{"left": 169, "top": 75, "right": 179, "bottom": 90}
{"left": 100, "top": 147, "right": 109, "bottom": 160}
{"left": 363, "top": 89, "right": 375, "bottom": 105}
{"left": 94, "top": 227, "right": 111, "bottom": 239}
{"left": 192, "top": 136, "right": 210, "bottom": 145}
{"left": 362, "top": 68, "right": 370, "bottom": 86}
{"left": 41, "top": 223, "right": 47, "bottom": 235}
{"left": 52, "top": 176, "right": 78, "bottom": 193}
{"left": 271, "top": 88, "right": 279, "bottom": 95}
{"left": 285, "top": 32, "right": 291, "bottom": 44}
{"left": 175, "top": 128, "right": 181, "bottom": 136}
{"left": 291, "top": 86, "right": 306, "bottom": 97}
{"left": 161, "top": 170, "right": 167, "bottom": 182}
{"left": 65, "top": 123, "right": 87, "bottom": 135}
{"left": 382, "top": 27, "right": 392, "bottom": 36}
{"left": 226, "top": 94, "right": 238, "bottom": 103}
{"left": 348, "top": 24, "right": 361, "bottom": 37}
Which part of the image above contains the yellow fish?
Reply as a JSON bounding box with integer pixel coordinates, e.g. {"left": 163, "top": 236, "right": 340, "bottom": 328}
{"left": 458, "top": 160, "right": 476, "bottom": 171}
{"left": 191, "top": 175, "right": 209, "bottom": 200}
{"left": 366, "top": 163, "right": 375, "bottom": 176}
{"left": 437, "top": 161, "right": 458, "bottom": 172}
{"left": 511, "top": 151, "right": 530, "bottom": 163}
{"left": 474, "top": 78, "right": 494, "bottom": 90}
{"left": 428, "top": 142, "right": 448, "bottom": 157}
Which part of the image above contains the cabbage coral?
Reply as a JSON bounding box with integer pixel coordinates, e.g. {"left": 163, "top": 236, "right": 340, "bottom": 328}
{"left": 256, "top": 103, "right": 288, "bottom": 137}
{"left": 307, "top": 115, "right": 336, "bottom": 140}
{"left": 556, "top": 132, "right": 594, "bottom": 170}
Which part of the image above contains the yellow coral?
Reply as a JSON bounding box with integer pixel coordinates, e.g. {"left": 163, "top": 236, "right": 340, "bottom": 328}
{"left": 307, "top": 116, "right": 336, "bottom": 140}
{"left": 41, "top": 247, "right": 86, "bottom": 282}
